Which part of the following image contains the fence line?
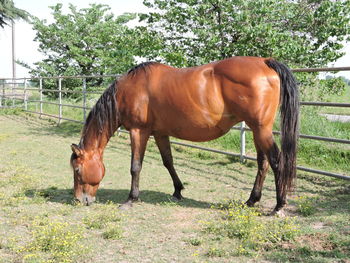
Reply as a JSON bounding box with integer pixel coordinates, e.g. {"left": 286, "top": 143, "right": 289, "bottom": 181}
{"left": 0, "top": 66, "right": 349, "bottom": 181}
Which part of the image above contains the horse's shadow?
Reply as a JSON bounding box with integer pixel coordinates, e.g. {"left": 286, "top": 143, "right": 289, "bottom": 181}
{"left": 24, "top": 188, "right": 214, "bottom": 209}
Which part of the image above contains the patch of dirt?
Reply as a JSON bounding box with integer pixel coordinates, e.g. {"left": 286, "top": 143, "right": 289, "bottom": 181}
{"left": 297, "top": 233, "right": 335, "bottom": 251}
{"left": 312, "top": 221, "right": 326, "bottom": 230}
{"left": 167, "top": 208, "right": 202, "bottom": 230}
{"left": 281, "top": 232, "right": 336, "bottom": 251}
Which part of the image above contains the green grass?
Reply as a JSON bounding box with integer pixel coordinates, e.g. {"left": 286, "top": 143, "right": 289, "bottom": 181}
{"left": 0, "top": 113, "right": 349, "bottom": 262}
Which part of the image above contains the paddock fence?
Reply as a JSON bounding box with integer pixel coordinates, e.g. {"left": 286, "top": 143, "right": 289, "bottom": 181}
{"left": 0, "top": 66, "right": 349, "bottom": 181}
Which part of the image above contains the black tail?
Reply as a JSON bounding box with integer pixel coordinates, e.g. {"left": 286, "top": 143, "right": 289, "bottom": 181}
{"left": 265, "top": 59, "right": 299, "bottom": 194}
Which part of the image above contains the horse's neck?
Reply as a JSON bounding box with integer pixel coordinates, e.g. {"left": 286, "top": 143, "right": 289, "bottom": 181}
{"left": 80, "top": 122, "right": 113, "bottom": 154}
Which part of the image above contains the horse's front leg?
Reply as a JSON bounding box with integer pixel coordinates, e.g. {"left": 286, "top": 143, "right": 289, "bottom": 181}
{"left": 121, "top": 128, "right": 150, "bottom": 208}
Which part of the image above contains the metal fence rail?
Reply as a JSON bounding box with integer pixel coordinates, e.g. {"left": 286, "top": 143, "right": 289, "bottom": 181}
{"left": 1, "top": 66, "right": 349, "bottom": 181}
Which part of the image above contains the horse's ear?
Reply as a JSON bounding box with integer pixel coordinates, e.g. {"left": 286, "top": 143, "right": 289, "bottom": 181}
{"left": 71, "top": 144, "right": 83, "bottom": 157}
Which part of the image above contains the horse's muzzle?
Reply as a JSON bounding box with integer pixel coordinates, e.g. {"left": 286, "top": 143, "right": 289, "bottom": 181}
{"left": 76, "top": 193, "right": 96, "bottom": 206}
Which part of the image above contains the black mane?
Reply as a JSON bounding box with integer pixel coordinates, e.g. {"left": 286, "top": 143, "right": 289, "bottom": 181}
{"left": 80, "top": 81, "right": 118, "bottom": 147}
{"left": 127, "top": 61, "right": 159, "bottom": 76}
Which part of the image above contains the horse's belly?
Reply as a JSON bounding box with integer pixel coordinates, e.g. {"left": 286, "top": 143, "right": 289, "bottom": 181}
{"left": 155, "top": 116, "right": 237, "bottom": 142}
{"left": 173, "top": 127, "right": 230, "bottom": 142}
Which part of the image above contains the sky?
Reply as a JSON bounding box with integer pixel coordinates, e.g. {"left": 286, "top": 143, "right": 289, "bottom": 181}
{"left": 0, "top": 0, "right": 350, "bottom": 78}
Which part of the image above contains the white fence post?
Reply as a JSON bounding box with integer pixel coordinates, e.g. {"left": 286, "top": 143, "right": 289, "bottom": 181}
{"left": 39, "top": 78, "right": 43, "bottom": 118}
{"left": 240, "top": 121, "right": 246, "bottom": 163}
{"left": 24, "top": 79, "right": 28, "bottom": 110}
{"left": 0, "top": 81, "right": 3, "bottom": 107}
{"left": 58, "top": 78, "right": 62, "bottom": 125}
{"left": 12, "top": 80, "right": 15, "bottom": 107}
{"left": 83, "top": 78, "right": 87, "bottom": 122}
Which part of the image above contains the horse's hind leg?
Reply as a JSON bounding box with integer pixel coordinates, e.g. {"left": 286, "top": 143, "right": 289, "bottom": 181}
{"left": 250, "top": 127, "right": 286, "bottom": 212}
{"left": 123, "top": 128, "right": 150, "bottom": 207}
{"left": 154, "top": 134, "right": 184, "bottom": 200}
{"left": 246, "top": 147, "right": 269, "bottom": 207}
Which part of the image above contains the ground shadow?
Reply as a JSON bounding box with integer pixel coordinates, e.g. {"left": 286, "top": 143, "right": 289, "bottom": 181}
{"left": 106, "top": 141, "right": 260, "bottom": 190}
{"left": 28, "top": 120, "right": 82, "bottom": 138}
{"left": 24, "top": 187, "right": 214, "bottom": 209}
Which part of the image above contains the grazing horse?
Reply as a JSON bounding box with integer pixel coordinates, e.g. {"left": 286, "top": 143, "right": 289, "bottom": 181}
{"left": 70, "top": 56, "right": 299, "bottom": 214}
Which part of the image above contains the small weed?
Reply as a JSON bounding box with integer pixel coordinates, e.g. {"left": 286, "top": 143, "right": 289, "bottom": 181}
{"left": 102, "top": 226, "right": 123, "bottom": 240}
{"left": 186, "top": 237, "right": 202, "bottom": 246}
{"left": 295, "top": 196, "right": 317, "bottom": 216}
{"left": 206, "top": 247, "right": 226, "bottom": 257}
{"left": 35, "top": 186, "right": 58, "bottom": 199}
{"left": 83, "top": 203, "right": 121, "bottom": 229}
{"left": 159, "top": 199, "right": 179, "bottom": 207}
{"left": 196, "top": 151, "right": 213, "bottom": 160}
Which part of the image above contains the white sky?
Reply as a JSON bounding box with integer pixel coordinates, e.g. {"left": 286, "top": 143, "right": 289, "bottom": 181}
{"left": 0, "top": 0, "right": 349, "bottom": 78}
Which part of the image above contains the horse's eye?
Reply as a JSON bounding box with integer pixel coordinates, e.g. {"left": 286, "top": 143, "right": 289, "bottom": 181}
{"left": 74, "top": 168, "right": 80, "bottom": 174}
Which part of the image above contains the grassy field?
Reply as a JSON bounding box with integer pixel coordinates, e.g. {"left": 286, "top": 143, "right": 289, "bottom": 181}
{"left": 0, "top": 112, "right": 349, "bottom": 263}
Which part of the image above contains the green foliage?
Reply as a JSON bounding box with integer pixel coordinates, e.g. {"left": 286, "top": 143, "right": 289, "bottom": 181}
{"left": 204, "top": 200, "right": 300, "bottom": 255}
{"left": 295, "top": 73, "right": 348, "bottom": 101}
{"left": 320, "top": 77, "right": 347, "bottom": 97}
{"left": 0, "top": 0, "right": 29, "bottom": 28}
{"left": 18, "top": 4, "right": 145, "bottom": 98}
{"left": 141, "top": 0, "right": 350, "bottom": 68}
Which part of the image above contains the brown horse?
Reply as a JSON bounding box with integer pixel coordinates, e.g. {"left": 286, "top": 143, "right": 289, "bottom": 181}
{"left": 70, "top": 56, "right": 299, "bottom": 214}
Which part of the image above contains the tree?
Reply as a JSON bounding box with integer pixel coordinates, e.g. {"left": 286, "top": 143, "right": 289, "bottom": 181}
{"left": 140, "top": 0, "right": 350, "bottom": 68}
{"left": 22, "top": 3, "right": 139, "bottom": 77}
{"left": 18, "top": 3, "right": 145, "bottom": 98}
{"left": 0, "top": 0, "right": 29, "bottom": 28}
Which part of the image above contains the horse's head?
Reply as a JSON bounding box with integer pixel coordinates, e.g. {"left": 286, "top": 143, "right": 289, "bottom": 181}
{"left": 70, "top": 143, "right": 105, "bottom": 205}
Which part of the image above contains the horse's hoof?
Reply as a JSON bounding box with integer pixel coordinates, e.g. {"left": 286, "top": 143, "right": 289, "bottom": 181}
{"left": 245, "top": 200, "right": 255, "bottom": 207}
{"left": 172, "top": 192, "right": 183, "bottom": 201}
{"left": 171, "top": 195, "right": 183, "bottom": 202}
{"left": 119, "top": 201, "right": 133, "bottom": 210}
{"left": 270, "top": 209, "right": 286, "bottom": 217}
